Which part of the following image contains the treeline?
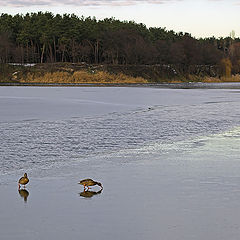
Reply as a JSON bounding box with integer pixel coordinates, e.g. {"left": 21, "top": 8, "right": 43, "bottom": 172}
{"left": 0, "top": 12, "right": 240, "bottom": 74}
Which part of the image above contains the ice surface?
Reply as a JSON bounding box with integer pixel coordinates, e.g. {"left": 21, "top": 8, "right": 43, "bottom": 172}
{"left": 0, "top": 86, "right": 240, "bottom": 240}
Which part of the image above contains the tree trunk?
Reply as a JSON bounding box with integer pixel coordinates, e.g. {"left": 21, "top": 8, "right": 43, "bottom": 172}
{"left": 53, "top": 38, "right": 56, "bottom": 62}
{"left": 41, "top": 43, "right": 45, "bottom": 63}
{"left": 49, "top": 43, "right": 53, "bottom": 63}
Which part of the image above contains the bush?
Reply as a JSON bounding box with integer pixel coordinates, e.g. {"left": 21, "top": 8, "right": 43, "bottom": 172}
{"left": 220, "top": 58, "right": 232, "bottom": 78}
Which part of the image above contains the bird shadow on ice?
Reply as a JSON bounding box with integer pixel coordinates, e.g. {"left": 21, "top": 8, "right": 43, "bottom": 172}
{"left": 18, "top": 189, "right": 29, "bottom": 203}
{"left": 79, "top": 189, "right": 103, "bottom": 198}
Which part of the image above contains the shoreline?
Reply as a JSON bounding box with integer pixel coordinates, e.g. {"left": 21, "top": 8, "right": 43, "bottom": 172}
{"left": 2, "top": 82, "right": 240, "bottom": 89}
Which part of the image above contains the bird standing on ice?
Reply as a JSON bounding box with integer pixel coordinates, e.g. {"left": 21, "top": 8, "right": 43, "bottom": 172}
{"left": 78, "top": 179, "right": 103, "bottom": 191}
{"left": 18, "top": 173, "right": 29, "bottom": 190}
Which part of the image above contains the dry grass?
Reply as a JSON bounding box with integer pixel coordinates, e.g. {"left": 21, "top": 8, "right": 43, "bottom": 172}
{"left": 168, "top": 80, "right": 183, "bottom": 83}
{"left": 203, "top": 74, "right": 240, "bottom": 83}
{"left": 18, "top": 67, "right": 240, "bottom": 84}
{"left": 20, "top": 70, "right": 148, "bottom": 84}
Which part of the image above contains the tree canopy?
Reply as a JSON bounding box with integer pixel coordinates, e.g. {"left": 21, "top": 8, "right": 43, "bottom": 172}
{"left": 0, "top": 12, "right": 239, "bottom": 73}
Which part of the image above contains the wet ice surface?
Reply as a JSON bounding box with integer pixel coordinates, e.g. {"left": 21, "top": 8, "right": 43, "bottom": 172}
{"left": 0, "top": 86, "right": 240, "bottom": 240}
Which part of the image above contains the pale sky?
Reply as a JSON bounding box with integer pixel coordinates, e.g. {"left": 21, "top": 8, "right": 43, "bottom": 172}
{"left": 0, "top": 0, "right": 239, "bottom": 38}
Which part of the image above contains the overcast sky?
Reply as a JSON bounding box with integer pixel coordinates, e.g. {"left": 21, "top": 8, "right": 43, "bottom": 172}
{"left": 0, "top": 0, "right": 239, "bottom": 38}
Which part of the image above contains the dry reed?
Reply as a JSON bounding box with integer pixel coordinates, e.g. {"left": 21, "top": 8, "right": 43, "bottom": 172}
{"left": 20, "top": 70, "right": 147, "bottom": 84}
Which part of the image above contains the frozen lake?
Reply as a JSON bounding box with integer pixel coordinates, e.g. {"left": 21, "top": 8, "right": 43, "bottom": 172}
{"left": 0, "top": 85, "right": 240, "bottom": 240}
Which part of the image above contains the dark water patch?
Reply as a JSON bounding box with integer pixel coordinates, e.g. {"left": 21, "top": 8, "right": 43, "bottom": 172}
{"left": 203, "top": 101, "right": 234, "bottom": 104}
{"left": 0, "top": 102, "right": 239, "bottom": 175}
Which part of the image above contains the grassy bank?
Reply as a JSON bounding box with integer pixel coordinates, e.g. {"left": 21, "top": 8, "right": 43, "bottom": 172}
{"left": 1, "top": 62, "right": 240, "bottom": 84}
{"left": 1, "top": 63, "right": 148, "bottom": 84}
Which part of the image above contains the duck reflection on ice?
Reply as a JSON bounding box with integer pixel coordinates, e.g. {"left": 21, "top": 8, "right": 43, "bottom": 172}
{"left": 18, "top": 189, "right": 29, "bottom": 202}
{"left": 79, "top": 189, "right": 102, "bottom": 198}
